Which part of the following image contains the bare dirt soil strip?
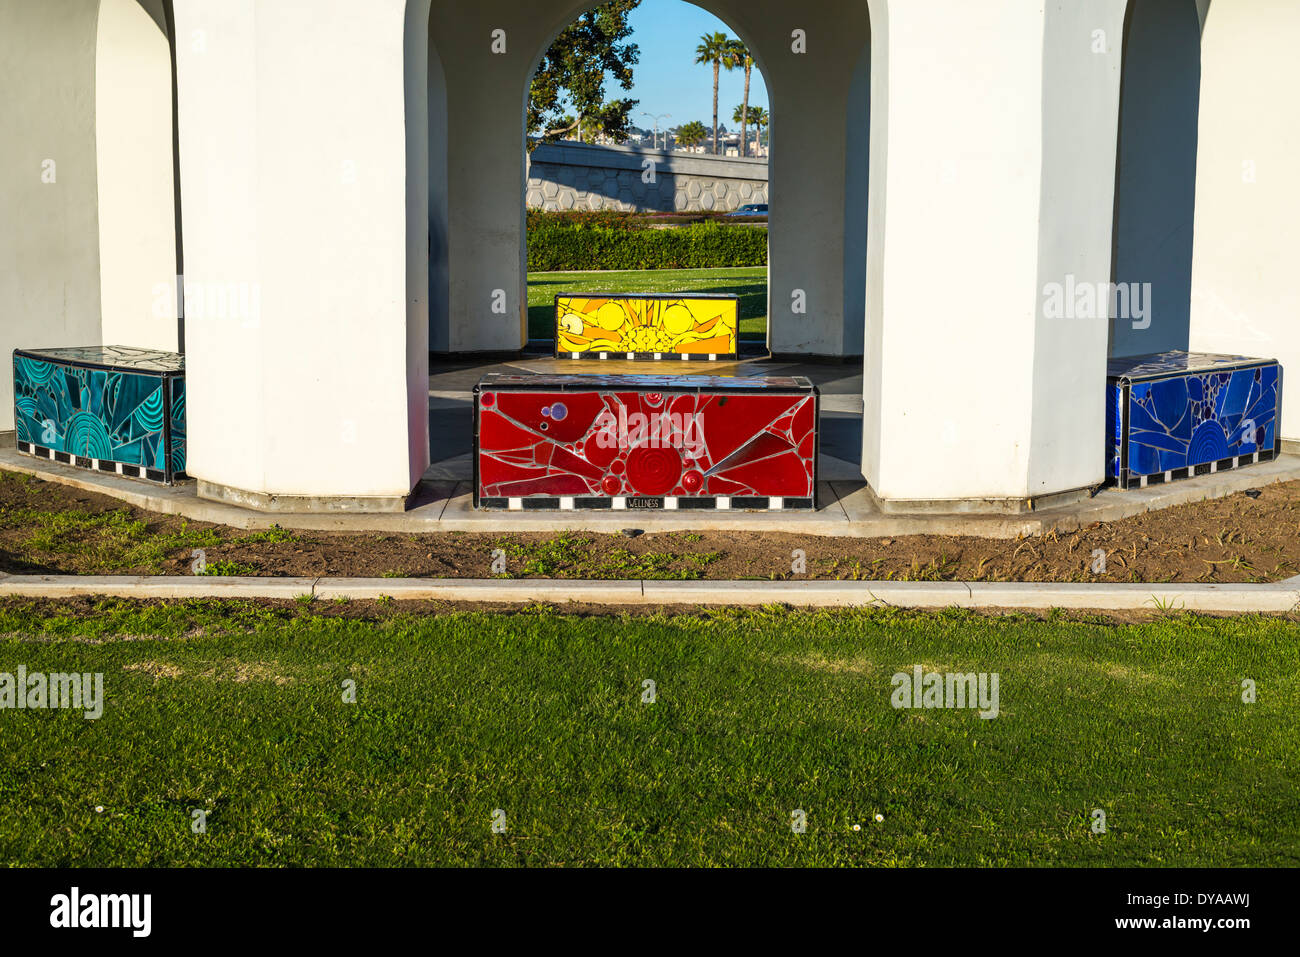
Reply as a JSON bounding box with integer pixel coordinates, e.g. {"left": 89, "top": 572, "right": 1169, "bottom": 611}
{"left": 2, "top": 471, "right": 1298, "bottom": 584}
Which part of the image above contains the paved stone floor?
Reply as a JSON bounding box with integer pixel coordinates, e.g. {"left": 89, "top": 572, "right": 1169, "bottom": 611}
{"left": 427, "top": 353, "right": 868, "bottom": 483}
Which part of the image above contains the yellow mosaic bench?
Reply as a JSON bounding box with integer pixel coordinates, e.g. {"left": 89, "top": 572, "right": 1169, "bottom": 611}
{"left": 554, "top": 293, "right": 739, "bottom": 361}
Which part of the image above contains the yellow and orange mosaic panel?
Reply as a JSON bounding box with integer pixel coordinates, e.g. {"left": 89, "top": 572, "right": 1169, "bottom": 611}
{"left": 555, "top": 294, "right": 739, "bottom": 360}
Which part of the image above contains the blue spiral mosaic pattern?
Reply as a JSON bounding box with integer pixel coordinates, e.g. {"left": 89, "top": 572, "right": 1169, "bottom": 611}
{"left": 1107, "top": 352, "right": 1279, "bottom": 481}
{"left": 12, "top": 346, "right": 186, "bottom": 480}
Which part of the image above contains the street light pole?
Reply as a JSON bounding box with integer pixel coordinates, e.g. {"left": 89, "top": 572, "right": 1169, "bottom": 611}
{"left": 641, "top": 111, "right": 671, "bottom": 150}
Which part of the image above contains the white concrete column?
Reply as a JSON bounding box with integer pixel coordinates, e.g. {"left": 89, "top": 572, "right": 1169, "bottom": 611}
{"left": 173, "top": 0, "right": 430, "bottom": 509}
{"left": 862, "top": 0, "right": 1128, "bottom": 508}
{"left": 1189, "top": 0, "right": 1300, "bottom": 448}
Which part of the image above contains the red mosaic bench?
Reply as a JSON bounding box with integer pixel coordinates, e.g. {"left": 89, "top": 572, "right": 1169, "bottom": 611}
{"left": 474, "top": 373, "right": 818, "bottom": 510}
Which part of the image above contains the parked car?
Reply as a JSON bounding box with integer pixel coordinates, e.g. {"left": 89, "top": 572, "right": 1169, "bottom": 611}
{"left": 726, "top": 203, "right": 768, "bottom": 216}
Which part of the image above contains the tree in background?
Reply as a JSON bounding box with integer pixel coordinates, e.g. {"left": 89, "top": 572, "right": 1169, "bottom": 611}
{"left": 733, "top": 103, "right": 767, "bottom": 155}
{"left": 528, "top": 0, "right": 641, "bottom": 151}
{"left": 694, "top": 32, "right": 734, "bottom": 154}
{"left": 745, "top": 105, "right": 769, "bottom": 152}
{"left": 675, "top": 120, "right": 708, "bottom": 149}
{"left": 726, "top": 39, "right": 754, "bottom": 157}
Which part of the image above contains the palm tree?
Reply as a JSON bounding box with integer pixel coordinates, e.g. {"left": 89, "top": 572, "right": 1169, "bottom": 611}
{"left": 675, "top": 120, "right": 708, "bottom": 149}
{"left": 745, "top": 105, "right": 769, "bottom": 155}
{"left": 694, "top": 32, "right": 734, "bottom": 155}
{"left": 726, "top": 40, "right": 754, "bottom": 157}
{"left": 732, "top": 103, "right": 761, "bottom": 157}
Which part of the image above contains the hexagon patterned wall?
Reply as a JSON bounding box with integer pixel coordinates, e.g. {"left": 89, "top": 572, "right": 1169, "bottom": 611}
{"left": 526, "top": 141, "right": 767, "bottom": 213}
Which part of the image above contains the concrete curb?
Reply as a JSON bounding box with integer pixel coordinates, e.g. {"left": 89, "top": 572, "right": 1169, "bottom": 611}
{"left": 0, "top": 574, "right": 1295, "bottom": 613}
{"left": 0, "top": 575, "right": 320, "bottom": 600}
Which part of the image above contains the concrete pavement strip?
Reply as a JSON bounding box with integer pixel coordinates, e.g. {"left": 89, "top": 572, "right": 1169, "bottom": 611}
{"left": 5, "top": 446, "right": 1300, "bottom": 540}
{"left": 0, "top": 574, "right": 1296, "bottom": 612}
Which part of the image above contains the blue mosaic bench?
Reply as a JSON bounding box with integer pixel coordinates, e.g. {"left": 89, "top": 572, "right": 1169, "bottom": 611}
{"left": 13, "top": 345, "right": 186, "bottom": 484}
{"left": 1106, "top": 351, "right": 1281, "bottom": 490}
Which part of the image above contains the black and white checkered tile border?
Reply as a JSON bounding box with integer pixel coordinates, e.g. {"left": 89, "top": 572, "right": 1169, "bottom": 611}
{"left": 16, "top": 440, "right": 182, "bottom": 485}
{"left": 1121, "top": 448, "right": 1274, "bottom": 490}
{"left": 567, "top": 351, "right": 725, "bottom": 361}
{"left": 478, "top": 495, "right": 814, "bottom": 511}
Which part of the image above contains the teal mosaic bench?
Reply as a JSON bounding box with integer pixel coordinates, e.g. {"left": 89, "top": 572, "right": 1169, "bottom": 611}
{"left": 13, "top": 345, "right": 186, "bottom": 484}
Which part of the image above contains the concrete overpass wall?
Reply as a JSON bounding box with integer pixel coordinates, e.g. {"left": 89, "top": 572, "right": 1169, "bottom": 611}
{"left": 525, "top": 141, "right": 768, "bottom": 213}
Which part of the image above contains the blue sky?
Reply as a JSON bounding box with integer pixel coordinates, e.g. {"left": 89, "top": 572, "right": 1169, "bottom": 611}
{"left": 618, "top": 0, "right": 770, "bottom": 131}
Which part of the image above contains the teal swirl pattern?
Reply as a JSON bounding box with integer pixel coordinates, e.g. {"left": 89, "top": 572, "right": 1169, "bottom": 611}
{"left": 66, "top": 412, "right": 115, "bottom": 459}
{"left": 132, "top": 386, "right": 166, "bottom": 432}
{"left": 15, "top": 357, "right": 57, "bottom": 385}
{"left": 13, "top": 348, "right": 186, "bottom": 482}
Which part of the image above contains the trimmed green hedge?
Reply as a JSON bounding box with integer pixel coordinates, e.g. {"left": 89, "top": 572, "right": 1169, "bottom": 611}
{"left": 527, "top": 221, "right": 768, "bottom": 271}
{"left": 526, "top": 208, "right": 765, "bottom": 230}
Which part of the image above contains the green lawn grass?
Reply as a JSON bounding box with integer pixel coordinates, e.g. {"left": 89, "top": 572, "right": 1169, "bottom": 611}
{"left": 527, "top": 267, "right": 767, "bottom": 343}
{"left": 1, "top": 601, "right": 1296, "bottom": 867}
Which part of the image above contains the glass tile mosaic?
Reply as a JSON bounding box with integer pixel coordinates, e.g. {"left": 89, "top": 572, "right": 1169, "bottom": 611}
{"left": 1106, "top": 351, "right": 1281, "bottom": 489}
{"left": 13, "top": 345, "right": 186, "bottom": 484}
{"left": 474, "top": 372, "right": 817, "bottom": 509}
{"left": 555, "top": 294, "right": 739, "bottom": 360}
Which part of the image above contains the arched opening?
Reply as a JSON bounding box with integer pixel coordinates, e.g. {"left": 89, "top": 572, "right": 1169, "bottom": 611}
{"left": 422, "top": 0, "right": 873, "bottom": 494}
{"left": 1187, "top": 0, "right": 1300, "bottom": 450}
{"left": 522, "top": 0, "right": 774, "bottom": 356}
{"left": 95, "top": 0, "right": 181, "bottom": 352}
{"left": 0, "top": 0, "right": 180, "bottom": 433}
{"left": 1109, "top": 0, "right": 1202, "bottom": 357}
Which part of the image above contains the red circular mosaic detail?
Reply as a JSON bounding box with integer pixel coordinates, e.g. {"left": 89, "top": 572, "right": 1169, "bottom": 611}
{"left": 481, "top": 393, "right": 495, "bottom": 407}
{"left": 610, "top": 458, "right": 625, "bottom": 474}
{"left": 681, "top": 469, "right": 703, "bottom": 493}
{"left": 601, "top": 474, "right": 623, "bottom": 495}
{"left": 625, "top": 446, "right": 682, "bottom": 496}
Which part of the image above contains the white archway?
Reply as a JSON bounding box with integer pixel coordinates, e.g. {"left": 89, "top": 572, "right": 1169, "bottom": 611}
{"left": 0, "top": 0, "right": 179, "bottom": 431}
{"left": 1110, "top": 0, "right": 1203, "bottom": 357}
{"left": 96, "top": 0, "right": 180, "bottom": 352}
{"left": 427, "top": 0, "right": 872, "bottom": 358}
{"left": 1188, "top": 0, "right": 1300, "bottom": 450}
{"left": 518, "top": 0, "right": 781, "bottom": 352}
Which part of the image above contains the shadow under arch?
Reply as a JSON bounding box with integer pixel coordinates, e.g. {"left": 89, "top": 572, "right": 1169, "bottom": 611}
{"left": 1110, "top": 0, "right": 1203, "bottom": 357}
{"left": 427, "top": 28, "right": 450, "bottom": 353}
{"left": 842, "top": 33, "right": 871, "bottom": 359}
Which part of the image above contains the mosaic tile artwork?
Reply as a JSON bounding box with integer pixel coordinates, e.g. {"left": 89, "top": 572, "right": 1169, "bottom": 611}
{"left": 555, "top": 294, "right": 739, "bottom": 360}
{"left": 1106, "top": 351, "right": 1281, "bottom": 489}
{"left": 13, "top": 345, "right": 186, "bottom": 484}
{"left": 475, "top": 373, "right": 817, "bottom": 509}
